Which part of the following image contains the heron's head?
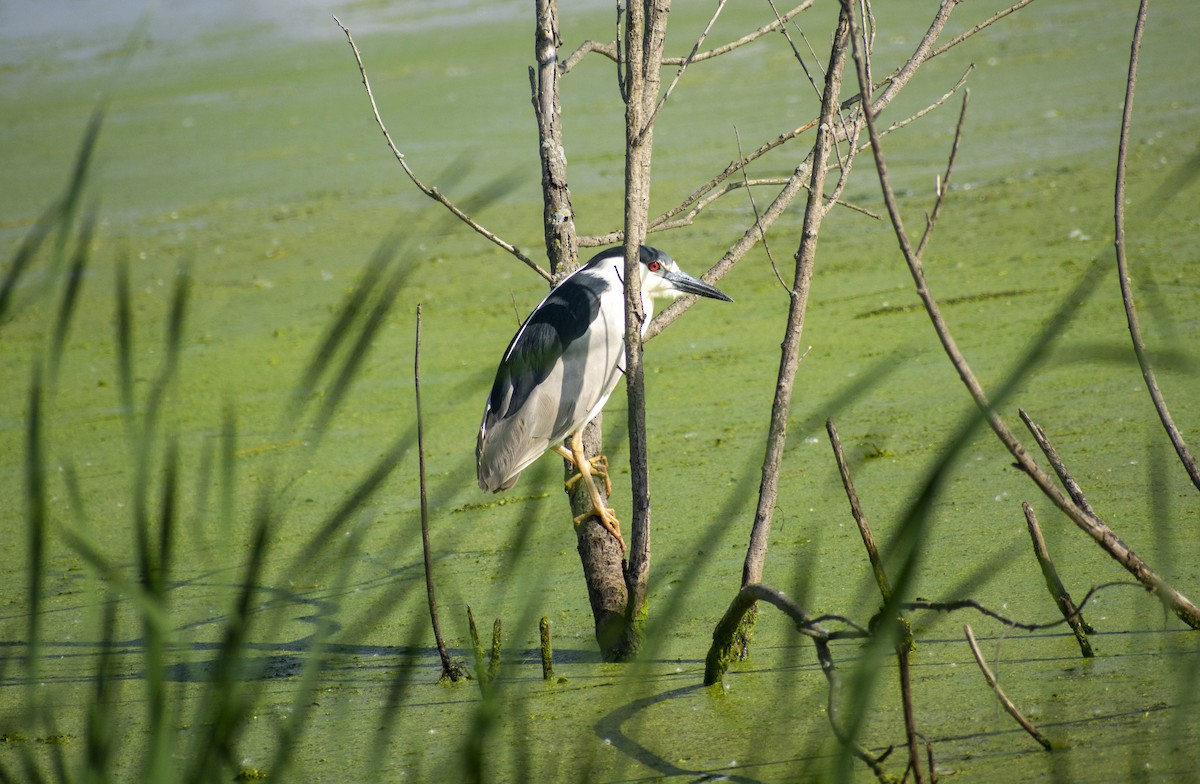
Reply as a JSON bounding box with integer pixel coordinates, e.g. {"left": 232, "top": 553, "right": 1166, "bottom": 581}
{"left": 639, "top": 246, "right": 733, "bottom": 303}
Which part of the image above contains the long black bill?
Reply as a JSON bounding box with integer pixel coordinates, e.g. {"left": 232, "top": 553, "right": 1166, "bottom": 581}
{"left": 664, "top": 269, "right": 733, "bottom": 302}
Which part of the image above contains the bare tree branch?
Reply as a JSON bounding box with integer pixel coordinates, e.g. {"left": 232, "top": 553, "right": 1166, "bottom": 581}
{"left": 533, "top": 0, "right": 627, "bottom": 656}
{"left": 964, "top": 624, "right": 1054, "bottom": 750}
{"left": 416, "top": 304, "right": 468, "bottom": 683}
{"left": 916, "top": 89, "right": 970, "bottom": 258}
{"left": 645, "top": 167, "right": 811, "bottom": 341}
{"left": 742, "top": 5, "right": 851, "bottom": 589}
{"left": 333, "top": 16, "right": 552, "bottom": 283}
{"left": 768, "top": 0, "right": 826, "bottom": 100}
{"left": 827, "top": 418, "right": 893, "bottom": 601}
{"left": 643, "top": 9, "right": 972, "bottom": 338}
{"left": 583, "top": 175, "right": 878, "bottom": 249}
{"left": 1111, "top": 0, "right": 1200, "bottom": 491}
{"left": 561, "top": 39, "right": 617, "bottom": 74}
{"left": 896, "top": 641, "right": 925, "bottom": 783}
{"left": 1015, "top": 409, "right": 1194, "bottom": 622}
{"left": 619, "top": 0, "right": 673, "bottom": 658}
{"left": 842, "top": 0, "right": 1200, "bottom": 629}
{"left": 904, "top": 582, "right": 1135, "bottom": 631}
{"left": 862, "top": 0, "right": 959, "bottom": 113}
{"left": 703, "top": 582, "right": 897, "bottom": 782}
{"left": 560, "top": 2, "right": 814, "bottom": 74}
{"left": 1018, "top": 409, "right": 1098, "bottom": 516}
{"left": 639, "top": 0, "right": 728, "bottom": 141}
{"left": 929, "top": 0, "right": 1042, "bottom": 61}
{"left": 1021, "top": 501, "right": 1095, "bottom": 657}
{"left": 736, "top": 128, "right": 790, "bottom": 293}
{"left": 837, "top": 0, "right": 1038, "bottom": 112}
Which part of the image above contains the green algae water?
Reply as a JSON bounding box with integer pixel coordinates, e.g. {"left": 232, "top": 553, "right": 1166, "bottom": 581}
{"left": 2, "top": 1, "right": 1198, "bottom": 781}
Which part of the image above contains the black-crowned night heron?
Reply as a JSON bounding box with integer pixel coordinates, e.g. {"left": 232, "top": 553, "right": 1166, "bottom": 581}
{"left": 476, "top": 245, "right": 732, "bottom": 550}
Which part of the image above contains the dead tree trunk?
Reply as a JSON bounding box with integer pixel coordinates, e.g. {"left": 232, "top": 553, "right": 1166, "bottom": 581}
{"left": 741, "top": 13, "right": 849, "bottom": 588}
{"left": 617, "top": 0, "right": 672, "bottom": 658}
{"left": 532, "top": 0, "right": 629, "bottom": 656}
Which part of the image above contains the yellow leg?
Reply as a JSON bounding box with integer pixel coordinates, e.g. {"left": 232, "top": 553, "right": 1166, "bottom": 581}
{"left": 553, "top": 432, "right": 624, "bottom": 551}
{"left": 561, "top": 453, "right": 612, "bottom": 496}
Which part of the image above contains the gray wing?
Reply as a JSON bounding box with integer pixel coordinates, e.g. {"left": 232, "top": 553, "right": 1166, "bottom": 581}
{"left": 477, "top": 275, "right": 607, "bottom": 491}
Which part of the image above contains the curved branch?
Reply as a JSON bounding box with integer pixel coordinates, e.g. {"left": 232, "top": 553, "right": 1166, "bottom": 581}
{"left": 704, "top": 583, "right": 889, "bottom": 781}
{"left": 334, "top": 16, "right": 552, "bottom": 283}
{"left": 964, "top": 625, "right": 1054, "bottom": 750}
{"left": 1112, "top": 0, "right": 1200, "bottom": 491}
{"left": 842, "top": 0, "right": 1200, "bottom": 628}
{"left": 560, "top": 39, "right": 617, "bottom": 73}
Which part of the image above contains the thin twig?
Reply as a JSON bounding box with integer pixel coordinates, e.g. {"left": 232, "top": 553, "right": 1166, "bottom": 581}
{"left": 735, "top": 127, "right": 788, "bottom": 293}
{"left": 837, "top": 0, "right": 1035, "bottom": 112}
{"left": 767, "top": 0, "right": 824, "bottom": 100}
{"left": 928, "top": 0, "right": 1042, "bottom": 61}
{"left": 924, "top": 736, "right": 938, "bottom": 784}
{"left": 333, "top": 16, "right": 551, "bottom": 283}
{"left": 1112, "top": 0, "right": 1200, "bottom": 491}
{"left": 1015, "top": 411, "right": 1198, "bottom": 625}
{"left": 637, "top": 62, "right": 961, "bottom": 334}
{"left": 560, "top": 2, "right": 814, "bottom": 73}
{"left": 644, "top": 170, "right": 807, "bottom": 339}
{"left": 587, "top": 27, "right": 971, "bottom": 252}
{"left": 662, "top": 118, "right": 817, "bottom": 219}
{"left": 814, "top": 635, "right": 894, "bottom": 782}
{"left": 561, "top": 40, "right": 617, "bottom": 75}
{"left": 1021, "top": 501, "right": 1095, "bottom": 657}
{"left": 1018, "top": 409, "right": 1097, "bottom": 516}
{"left": 581, "top": 170, "right": 878, "bottom": 247}
{"left": 963, "top": 625, "right": 1054, "bottom": 750}
{"left": 904, "top": 582, "right": 1138, "bottom": 632}
{"left": 417, "top": 303, "right": 467, "bottom": 683}
{"left": 896, "top": 643, "right": 924, "bottom": 783}
{"left": 639, "top": 0, "right": 728, "bottom": 140}
{"left": 862, "top": 0, "right": 959, "bottom": 114}
{"left": 705, "top": 583, "right": 890, "bottom": 779}
{"left": 916, "top": 89, "right": 969, "bottom": 259}
{"left": 827, "top": 419, "right": 892, "bottom": 601}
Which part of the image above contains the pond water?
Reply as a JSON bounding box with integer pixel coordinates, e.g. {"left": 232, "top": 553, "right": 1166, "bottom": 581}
{"left": 1, "top": 0, "right": 1198, "bottom": 781}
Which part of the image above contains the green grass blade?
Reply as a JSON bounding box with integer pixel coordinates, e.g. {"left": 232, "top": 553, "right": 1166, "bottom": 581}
{"left": 0, "top": 107, "right": 104, "bottom": 324}
{"left": 0, "top": 202, "right": 60, "bottom": 325}
{"left": 113, "top": 259, "right": 135, "bottom": 417}
{"left": 24, "top": 364, "right": 46, "bottom": 689}
{"left": 308, "top": 248, "right": 414, "bottom": 441}
{"left": 47, "top": 208, "right": 96, "bottom": 385}
{"left": 293, "top": 425, "right": 417, "bottom": 569}
{"left": 184, "top": 485, "right": 274, "bottom": 784}
{"left": 287, "top": 235, "right": 399, "bottom": 422}
{"left": 82, "top": 598, "right": 121, "bottom": 784}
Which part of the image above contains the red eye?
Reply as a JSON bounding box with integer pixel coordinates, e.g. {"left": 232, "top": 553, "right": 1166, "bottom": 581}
{"left": 647, "top": 261, "right": 661, "bottom": 272}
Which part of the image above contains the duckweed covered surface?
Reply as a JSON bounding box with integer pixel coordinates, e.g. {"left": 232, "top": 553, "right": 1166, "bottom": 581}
{"left": 2, "top": 0, "right": 1198, "bottom": 781}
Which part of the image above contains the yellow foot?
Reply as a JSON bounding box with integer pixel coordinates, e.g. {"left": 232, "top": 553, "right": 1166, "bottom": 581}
{"left": 574, "top": 506, "right": 626, "bottom": 551}
{"left": 564, "top": 454, "right": 612, "bottom": 497}
{"left": 557, "top": 433, "right": 624, "bottom": 551}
